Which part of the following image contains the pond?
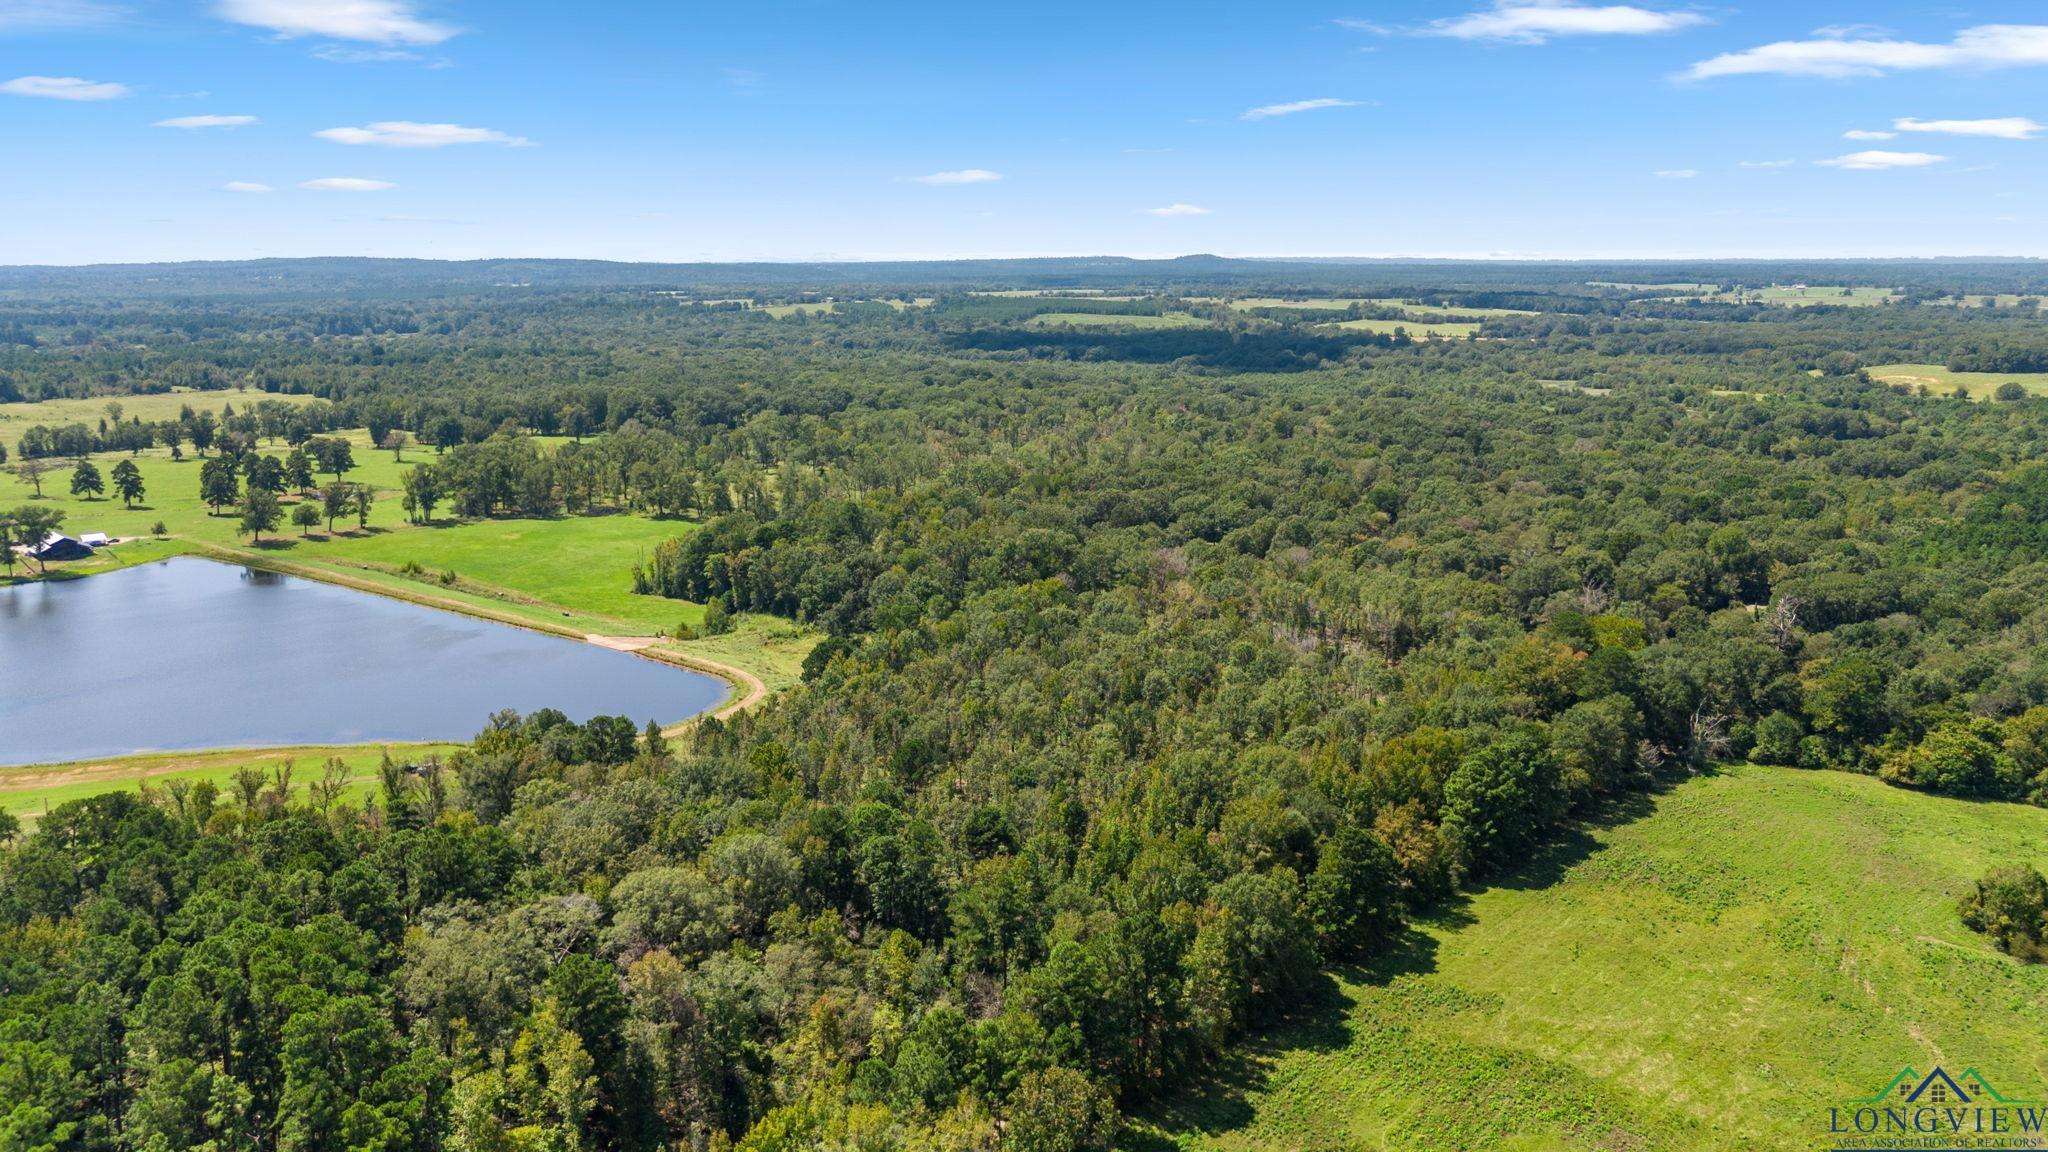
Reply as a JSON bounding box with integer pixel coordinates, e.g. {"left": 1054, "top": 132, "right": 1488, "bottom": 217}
{"left": 0, "top": 556, "right": 728, "bottom": 766}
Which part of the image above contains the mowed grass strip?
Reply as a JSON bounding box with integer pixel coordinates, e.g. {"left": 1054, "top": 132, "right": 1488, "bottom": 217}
{"left": 1130, "top": 764, "right": 2048, "bottom": 1152}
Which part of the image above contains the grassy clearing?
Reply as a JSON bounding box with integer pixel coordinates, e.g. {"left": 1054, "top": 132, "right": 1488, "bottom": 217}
{"left": 0, "top": 742, "right": 459, "bottom": 826}
{"left": 1130, "top": 765, "right": 2048, "bottom": 1152}
{"left": 1027, "top": 312, "right": 1209, "bottom": 329}
{"left": 1321, "top": 318, "right": 1479, "bottom": 339}
{"left": 0, "top": 388, "right": 316, "bottom": 448}
{"left": 1866, "top": 363, "right": 2048, "bottom": 401}
{"left": 762, "top": 302, "right": 838, "bottom": 318}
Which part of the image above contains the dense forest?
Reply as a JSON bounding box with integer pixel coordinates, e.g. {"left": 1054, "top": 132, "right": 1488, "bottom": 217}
{"left": 5, "top": 260, "right": 2048, "bottom": 1152}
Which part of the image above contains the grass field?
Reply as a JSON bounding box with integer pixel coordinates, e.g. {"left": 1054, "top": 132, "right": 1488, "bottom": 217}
{"left": 1322, "top": 318, "right": 1480, "bottom": 340}
{"left": 1129, "top": 764, "right": 2048, "bottom": 1152}
{"left": 0, "top": 388, "right": 316, "bottom": 450}
{"left": 1866, "top": 363, "right": 2048, "bottom": 401}
{"left": 0, "top": 742, "right": 459, "bottom": 826}
{"left": 1027, "top": 312, "right": 1209, "bottom": 329}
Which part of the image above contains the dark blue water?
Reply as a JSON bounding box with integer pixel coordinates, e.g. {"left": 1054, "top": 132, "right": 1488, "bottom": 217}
{"left": 0, "top": 557, "right": 727, "bottom": 765}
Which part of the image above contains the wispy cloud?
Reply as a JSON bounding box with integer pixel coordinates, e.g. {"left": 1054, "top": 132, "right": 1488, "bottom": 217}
{"left": 1894, "top": 116, "right": 2044, "bottom": 140}
{"left": 1843, "top": 129, "right": 1897, "bottom": 141}
{"left": 300, "top": 176, "right": 396, "bottom": 190}
{"left": 1684, "top": 24, "right": 2048, "bottom": 80}
{"left": 1420, "top": 2, "right": 1707, "bottom": 44}
{"left": 312, "top": 45, "right": 444, "bottom": 65}
{"left": 0, "top": 0, "right": 126, "bottom": 31}
{"left": 316, "top": 121, "right": 530, "bottom": 147}
{"left": 1817, "top": 150, "right": 1946, "bottom": 170}
{"left": 1241, "top": 97, "right": 1360, "bottom": 120}
{"left": 1653, "top": 168, "right": 1697, "bottom": 179}
{"left": 1738, "top": 159, "right": 1796, "bottom": 168}
{"left": 906, "top": 169, "right": 1003, "bottom": 185}
{"left": 1139, "top": 203, "right": 1212, "bottom": 216}
{"left": 215, "top": 0, "right": 457, "bottom": 44}
{"left": 221, "top": 181, "right": 273, "bottom": 193}
{"left": 1, "top": 74, "right": 127, "bottom": 99}
{"left": 156, "top": 113, "right": 258, "bottom": 128}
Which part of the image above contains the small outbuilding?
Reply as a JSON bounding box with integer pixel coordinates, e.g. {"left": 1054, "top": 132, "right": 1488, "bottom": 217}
{"left": 80, "top": 532, "right": 110, "bottom": 548}
{"left": 29, "top": 533, "right": 93, "bottom": 562}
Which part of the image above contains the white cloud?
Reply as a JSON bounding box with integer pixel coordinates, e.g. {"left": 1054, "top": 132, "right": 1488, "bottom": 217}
{"left": 1843, "top": 129, "right": 1897, "bottom": 140}
{"left": 1738, "top": 159, "right": 1796, "bottom": 168}
{"left": 0, "top": 0, "right": 125, "bottom": 31}
{"left": 1139, "top": 203, "right": 1212, "bottom": 216}
{"left": 1, "top": 74, "right": 127, "bottom": 99}
{"left": 1893, "top": 116, "right": 2044, "bottom": 140}
{"left": 1685, "top": 24, "right": 2048, "bottom": 80}
{"left": 906, "top": 169, "right": 1003, "bottom": 185}
{"left": 155, "top": 113, "right": 258, "bottom": 129}
{"left": 300, "top": 176, "right": 395, "bottom": 190}
{"left": 221, "top": 181, "right": 273, "bottom": 193}
{"left": 1653, "top": 168, "right": 1697, "bottom": 179}
{"left": 1424, "top": 2, "right": 1708, "bottom": 44}
{"left": 215, "top": 0, "right": 455, "bottom": 44}
{"left": 315, "top": 121, "right": 530, "bottom": 147}
{"left": 1241, "top": 97, "right": 1361, "bottom": 120}
{"left": 1817, "top": 150, "right": 1946, "bottom": 170}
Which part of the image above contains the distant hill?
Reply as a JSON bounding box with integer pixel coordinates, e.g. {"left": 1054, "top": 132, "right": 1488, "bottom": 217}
{"left": 0, "top": 254, "right": 2041, "bottom": 300}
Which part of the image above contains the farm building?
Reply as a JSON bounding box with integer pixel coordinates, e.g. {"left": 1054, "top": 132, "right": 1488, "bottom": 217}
{"left": 29, "top": 533, "right": 93, "bottom": 562}
{"left": 80, "top": 532, "right": 110, "bottom": 548}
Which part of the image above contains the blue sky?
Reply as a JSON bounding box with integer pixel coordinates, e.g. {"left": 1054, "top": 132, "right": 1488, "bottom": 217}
{"left": 2, "top": 0, "right": 2046, "bottom": 263}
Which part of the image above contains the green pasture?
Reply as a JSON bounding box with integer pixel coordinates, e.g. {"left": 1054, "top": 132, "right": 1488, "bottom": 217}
{"left": 1866, "top": 363, "right": 2048, "bottom": 401}
{"left": 1131, "top": 764, "right": 2048, "bottom": 1151}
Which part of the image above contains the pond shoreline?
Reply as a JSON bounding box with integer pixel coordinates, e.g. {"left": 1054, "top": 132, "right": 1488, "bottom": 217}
{"left": 187, "top": 541, "right": 765, "bottom": 726}
{"left": 1, "top": 545, "right": 758, "bottom": 778}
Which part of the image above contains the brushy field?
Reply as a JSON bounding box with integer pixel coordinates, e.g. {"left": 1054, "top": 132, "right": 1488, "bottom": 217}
{"left": 1128, "top": 764, "right": 2048, "bottom": 1152}
{"left": 1694, "top": 286, "right": 1899, "bottom": 307}
{"left": 1866, "top": 363, "right": 2048, "bottom": 401}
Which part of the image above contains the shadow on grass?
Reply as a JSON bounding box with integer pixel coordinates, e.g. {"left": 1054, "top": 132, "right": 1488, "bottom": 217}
{"left": 1125, "top": 776, "right": 1688, "bottom": 1148}
{"left": 1127, "top": 929, "right": 1446, "bottom": 1147}
{"left": 247, "top": 538, "right": 300, "bottom": 551}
